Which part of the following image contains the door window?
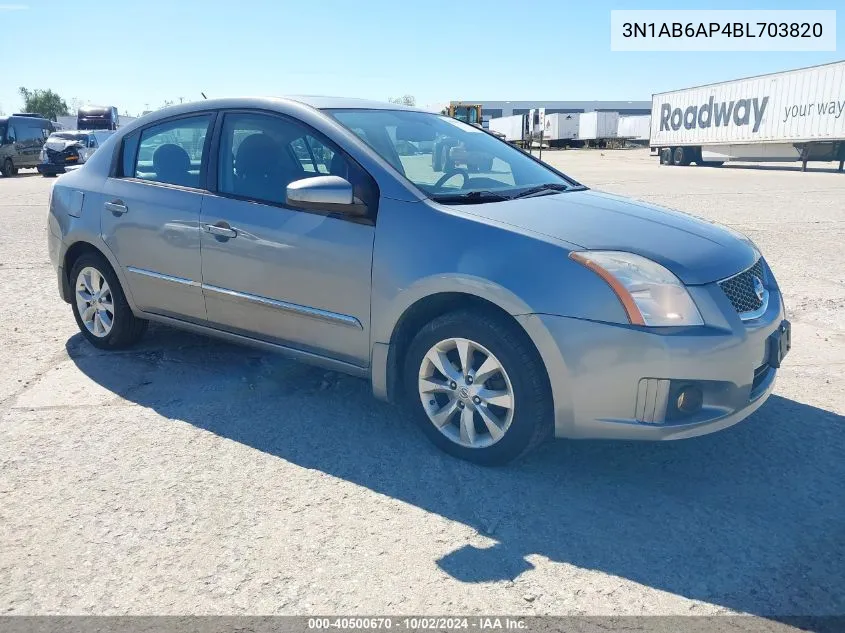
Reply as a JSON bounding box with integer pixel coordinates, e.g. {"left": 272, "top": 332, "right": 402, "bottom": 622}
{"left": 133, "top": 115, "right": 212, "bottom": 188}
{"left": 217, "top": 111, "right": 377, "bottom": 213}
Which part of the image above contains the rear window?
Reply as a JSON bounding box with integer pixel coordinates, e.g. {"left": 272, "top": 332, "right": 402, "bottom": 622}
{"left": 127, "top": 115, "right": 212, "bottom": 187}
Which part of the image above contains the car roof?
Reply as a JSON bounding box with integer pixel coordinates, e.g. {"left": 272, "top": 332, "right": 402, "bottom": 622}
{"left": 283, "top": 95, "right": 423, "bottom": 111}
{"left": 0, "top": 115, "right": 51, "bottom": 123}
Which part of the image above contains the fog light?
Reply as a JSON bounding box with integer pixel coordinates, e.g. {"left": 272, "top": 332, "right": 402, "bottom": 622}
{"left": 675, "top": 386, "right": 703, "bottom": 415}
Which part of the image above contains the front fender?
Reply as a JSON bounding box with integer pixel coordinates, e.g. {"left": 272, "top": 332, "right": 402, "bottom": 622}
{"left": 370, "top": 198, "right": 630, "bottom": 346}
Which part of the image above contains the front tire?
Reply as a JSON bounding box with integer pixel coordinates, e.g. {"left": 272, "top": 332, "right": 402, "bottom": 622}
{"left": 1, "top": 158, "right": 13, "bottom": 177}
{"left": 403, "top": 310, "right": 553, "bottom": 465}
{"left": 69, "top": 252, "right": 148, "bottom": 350}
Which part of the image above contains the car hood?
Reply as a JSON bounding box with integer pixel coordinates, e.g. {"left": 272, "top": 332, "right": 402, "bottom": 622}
{"left": 447, "top": 189, "right": 758, "bottom": 285}
{"left": 45, "top": 139, "right": 82, "bottom": 152}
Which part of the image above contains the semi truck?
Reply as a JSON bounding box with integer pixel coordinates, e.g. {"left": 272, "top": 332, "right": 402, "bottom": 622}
{"left": 650, "top": 60, "right": 845, "bottom": 170}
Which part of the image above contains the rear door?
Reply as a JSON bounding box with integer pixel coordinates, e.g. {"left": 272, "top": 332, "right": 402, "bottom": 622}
{"left": 101, "top": 113, "right": 215, "bottom": 322}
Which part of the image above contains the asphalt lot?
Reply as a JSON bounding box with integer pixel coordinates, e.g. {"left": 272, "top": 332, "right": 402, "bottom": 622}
{"left": 0, "top": 149, "right": 843, "bottom": 618}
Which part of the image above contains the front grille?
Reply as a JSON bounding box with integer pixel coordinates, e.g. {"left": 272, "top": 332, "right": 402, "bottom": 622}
{"left": 718, "top": 259, "right": 766, "bottom": 316}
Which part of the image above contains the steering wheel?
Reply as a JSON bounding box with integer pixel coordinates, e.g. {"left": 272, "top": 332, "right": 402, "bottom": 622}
{"left": 434, "top": 168, "right": 469, "bottom": 190}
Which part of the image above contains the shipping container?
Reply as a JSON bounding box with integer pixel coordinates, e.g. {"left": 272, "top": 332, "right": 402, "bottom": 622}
{"left": 650, "top": 60, "right": 845, "bottom": 169}
{"left": 488, "top": 114, "right": 527, "bottom": 142}
{"left": 578, "top": 112, "right": 618, "bottom": 140}
{"left": 543, "top": 113, "right": 580, "bottom": 142}
{"left": 617, "top": 115, "right": 651, "bottom": 141}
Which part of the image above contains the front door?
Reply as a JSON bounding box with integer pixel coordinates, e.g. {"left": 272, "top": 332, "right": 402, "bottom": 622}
{"left": 200, "top": 110, "right": 376, "bottom": 366}
{"left": 101, "top": 113, "right": 214, "bottom": 322}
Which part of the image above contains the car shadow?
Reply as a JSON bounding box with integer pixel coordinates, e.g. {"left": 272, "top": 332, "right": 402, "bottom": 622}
{"left": 65, "top": 325, "right": 845, "bottom": 618}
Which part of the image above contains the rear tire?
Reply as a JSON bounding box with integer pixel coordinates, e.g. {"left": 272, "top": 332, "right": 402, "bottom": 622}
{"left": 673, "top": 146, "right": 690, "bottom": 166}
{"left": 69, "top": 252, "right": 148, "bottom": 350}
{"left": 659, "top": 148, "right": 672, "bottom": 165}
{"left": 403, "top": 310, "right": 553, "bottom": 465}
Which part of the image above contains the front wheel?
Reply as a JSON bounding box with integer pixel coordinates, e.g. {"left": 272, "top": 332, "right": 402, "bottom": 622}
{"left": 404, "top": 310, "right": 553, "bottom": 465}
{"left": 69, "top": 252, "right": 148, "bottom": 349}
{"left": 1, "top": 158, "right": 14, "bottom": 177}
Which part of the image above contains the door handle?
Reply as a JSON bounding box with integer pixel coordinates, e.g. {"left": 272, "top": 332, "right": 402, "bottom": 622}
{"left": 104, "top": 200, "right": 128, "bottom": 215}
{"left": 203, "top": 222, "right": 237, "bottom": 239}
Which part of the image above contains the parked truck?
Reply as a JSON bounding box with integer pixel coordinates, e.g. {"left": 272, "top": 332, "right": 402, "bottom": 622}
{"left": 617, "top": 115, "right": 651, "bottom": 142}
{"left": 578, "top": 111, "right": 618, "bottom": 143}
{"left": 488, "top": 114, "right": 528, "bottom": 144}
{"left": 650, "top": 60, "right": 845, "bottom": 170}
{"left": 543, "top": 113, "right": 580, "bottom": 147}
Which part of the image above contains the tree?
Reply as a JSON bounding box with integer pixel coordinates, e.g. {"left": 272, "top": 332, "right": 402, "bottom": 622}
{"left": 18, "top": 87, "right": 69, "bottom": 121}
{"left": 388, "top": 95, "right": 416, "bottom": 106}
{"left": 69, "top": 97, "right": 86, "bottom": 114}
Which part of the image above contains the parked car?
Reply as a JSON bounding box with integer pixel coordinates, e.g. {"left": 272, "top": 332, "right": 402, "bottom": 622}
{"left": 0, "top": 113, "right": 55, "bottom": 176}
{"left": 38, "top": 130, "right": 114, "bottom": 176}
{"left": 47, "top": 97, "right": 790, "bottom": 464}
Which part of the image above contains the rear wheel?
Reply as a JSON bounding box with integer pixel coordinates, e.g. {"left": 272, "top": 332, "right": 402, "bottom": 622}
{"left": 69, "top": 252, "right": 148, "bottom": 350}
{"left": 1, "top": 158, "right": 13, "bottom": 177}
{"left": 404, "top": 310, "right": 553, "bottom": 465}
{"left": 659, "top": 148, "right": 672, "bottom": 165}
{"left": 672, "top": 146, "right": 690, "bottom": 166}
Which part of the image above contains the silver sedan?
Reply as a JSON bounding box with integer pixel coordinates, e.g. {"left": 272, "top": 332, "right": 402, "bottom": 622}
{"left": 47, "top": 97, "right": 790, "bottom": 464}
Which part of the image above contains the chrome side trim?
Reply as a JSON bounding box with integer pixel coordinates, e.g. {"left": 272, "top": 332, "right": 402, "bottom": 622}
{"left": 739, "top": 288, "right": 769, "bottom": 321}
{"left": 138, "top": 312, "right": 369, "bottom": 378}
{"left": 202, "top": 283, "right": 363, "bottom": 330}
{"left": 126, "top": 266, "right": 201, "bottom": 287}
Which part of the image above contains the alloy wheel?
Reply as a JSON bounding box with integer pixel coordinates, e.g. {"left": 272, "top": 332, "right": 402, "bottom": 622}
{"left": 75, "top": 266, "right": 115, "bottom": 338}
{"left": 417, "top": 337, "right": 515, "bottom": 449}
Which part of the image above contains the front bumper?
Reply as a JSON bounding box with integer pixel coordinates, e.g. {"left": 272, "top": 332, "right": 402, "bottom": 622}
{"left": 37, "top": 163, "right": 67, "bottom": 175}
{"left": 517, "top": 278, "right": 786, "bottom": 441}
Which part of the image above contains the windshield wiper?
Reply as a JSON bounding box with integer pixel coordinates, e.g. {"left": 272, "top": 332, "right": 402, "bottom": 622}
{"left": 510, "top": 183, "right": 574, "bottom": 199}
{"left": 431, "top": 190, "right": 512, "bottom": 204}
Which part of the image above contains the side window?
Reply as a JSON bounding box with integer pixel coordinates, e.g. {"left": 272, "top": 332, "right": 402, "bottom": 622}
{"left": 8, "top": 124, "right": 17, "bottom": 143}
{"left": 22, "top": 124, "right": 41, "bottom": 142}
{"left": 218, "top": 112, "right": 378, "bottom": 214}
{"left": 133, "top": 115, "right": 212, "bottom": 187}
{"left": 121, "top": 131, "right": 140, "bottom": 177}
{"left": 218, "top": 113, "right": 333, "bottom": 205}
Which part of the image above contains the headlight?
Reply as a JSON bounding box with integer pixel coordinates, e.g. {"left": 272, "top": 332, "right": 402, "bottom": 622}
{"left": 570, "top": 251, "right": 704, "bottom": 327}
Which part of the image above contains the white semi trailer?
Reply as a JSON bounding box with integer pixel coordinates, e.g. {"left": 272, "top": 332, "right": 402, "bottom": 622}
{"left": 650, "top": 60, "right": 845, "bottom": 170}
{"left": 488, "top": 114, "right": 528, "bottom": 143}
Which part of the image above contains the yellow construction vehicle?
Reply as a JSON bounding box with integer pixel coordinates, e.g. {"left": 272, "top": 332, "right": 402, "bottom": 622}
{"left": 443, "top": 103, "right": 483, "bottom": 126}
{"left": 434, "top": 102, "right": 503, "bottom": 172}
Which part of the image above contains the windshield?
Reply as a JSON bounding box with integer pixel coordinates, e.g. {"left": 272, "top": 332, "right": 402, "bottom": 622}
{"left": 52, "top": 132, "right": 89, "bottom": 143}
{"left": 326, "top": 109, "right": 580, "bottom": 202}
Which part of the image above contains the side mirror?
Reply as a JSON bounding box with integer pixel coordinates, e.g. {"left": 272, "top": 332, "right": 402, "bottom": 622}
{"left": 286, "top": 176, "right": 365, "bottom": 216}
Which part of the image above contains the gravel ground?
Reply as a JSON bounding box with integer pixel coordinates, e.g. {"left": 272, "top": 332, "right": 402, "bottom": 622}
{"left": 0, "top": 150, "right": 843, "bottom": 618}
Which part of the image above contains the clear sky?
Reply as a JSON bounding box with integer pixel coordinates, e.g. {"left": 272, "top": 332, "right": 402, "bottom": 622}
{"left": 1, "top": 0, "right": 842, "bottom": 116}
